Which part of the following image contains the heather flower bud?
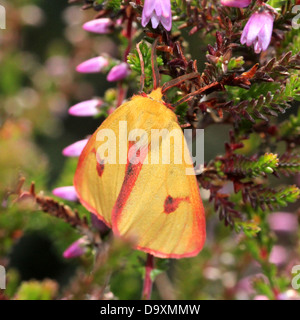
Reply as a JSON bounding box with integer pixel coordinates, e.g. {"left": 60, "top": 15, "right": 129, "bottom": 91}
{"left": 76, "top": 56, "right": 109, "bottom": 73}
{"left": 83, "top": 18, "right": 113, "bottom": 34}
{"left": 63, "top": 237, "right": 88, "bottom": 259}
{"left": 107, "top": 62, "right": 130, "bottom": 82}
{"left": 62, "top": 139, "right": 88, "bottom": 157}
{"left": 69, "top": 99, "right": 103, "bottom": 117}
{"left": 52, "top": 186, "right": 78, "bottom": 202}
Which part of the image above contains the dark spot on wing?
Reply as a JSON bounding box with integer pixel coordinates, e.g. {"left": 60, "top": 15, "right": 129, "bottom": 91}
{"left": 164, "top": 195, "right": 189, "bottom": 214}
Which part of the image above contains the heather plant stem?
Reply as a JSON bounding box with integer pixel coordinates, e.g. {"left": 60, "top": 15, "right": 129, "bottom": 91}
{"left": 124, "top": 13, "right": 134, "bottom": 62}
{"left": 151, "top": 38, "right": 160, "bottom": 89}
{"left": 136, "top": 41, "right": 145, "bottom": 91}
{"left": 259, "top": 261, "right": 279, "bottom": 300}
{"left": 142, "top": 254, "right": 154, "bottom": 300}
{"left": 115, "top": 13, "right": 134, "bottom": 108}
{"left": 116, "top": 82, "right": 127, "bottom": 107}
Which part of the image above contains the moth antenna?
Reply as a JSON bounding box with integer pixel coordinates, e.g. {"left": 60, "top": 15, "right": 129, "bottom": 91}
{"left": 136, "top": 41, "right": 145, "bottom": 92}
{"left": 161, "top": 72, "right": 200, "bottom": 94}
{"left": 151, "top": 38, "right": 160, "bottom": 90}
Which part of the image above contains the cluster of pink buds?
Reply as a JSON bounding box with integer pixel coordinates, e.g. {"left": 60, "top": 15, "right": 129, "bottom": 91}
{"left": 54, "top": 15, "right": 132, "bottom": 228}
{"left": 221, "top": 0, "right": 275, "bottom": 54}
{"left": 56, "top": 0, "right": 175, "bottom": 217}
{"left": 75, "top": 18, "right": 130, "bottom": 80}
{"left": 76, "top": 56, "right": 130, "bottom": 81}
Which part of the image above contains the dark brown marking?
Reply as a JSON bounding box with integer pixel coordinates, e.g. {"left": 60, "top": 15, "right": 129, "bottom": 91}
{"left": 92, "top": 148, "right": 104, "bottom": 177}
{"left": 96, "top": 161, "right": 105, "bottom": 177}
{"left": 164, "top": 196, "right": 189, "bottom": 214}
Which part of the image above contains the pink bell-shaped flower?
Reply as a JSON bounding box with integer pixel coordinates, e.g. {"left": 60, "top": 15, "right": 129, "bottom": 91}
{"left": 142, "top": 0, "right": 172, "bottom": 31}
{"left": 241, "top": 10, "right": 274, "bottom": 54}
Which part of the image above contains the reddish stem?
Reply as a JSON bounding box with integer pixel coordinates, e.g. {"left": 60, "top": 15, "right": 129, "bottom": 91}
{"left": 123, "top": 13, "right": 134, "bottom": 62}
{"left": 116, "top": 82, "right": 127, "bottom": 108}
{"left": 116, "top": 12, "right": 134, "bottom": 108}
{"left": 142, "top": 254, "right": 154, "bottom": 300}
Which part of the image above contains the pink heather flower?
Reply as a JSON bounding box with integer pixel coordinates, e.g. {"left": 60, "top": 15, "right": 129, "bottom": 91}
{"left": 107, "top": 63, "right": 130, "bottom": 82}
{"left": 253, "top": 295, "right": 269, "bottom": 300}
{"left": 142, "top": 0, "right": 172, "bottom": 31}
{"left": 62, "top": 139, "right": 88, "bottom": 157}
{"left": 241, "top": 10, "right": 274, "bottom": 54}
{"left": 52, "top": 186, "right": 78, "bottom": 202}
{"left": 69, "top": 99, "right": 103, "bottom": 117}
{"left": 63, "top": 237, "right": 88, "bottom": 259}
{"left": 76, "top": 56, "right": 108, "bottom": 73}
{"left": 268, "top": 212, "right": 298, "bottom": 233}
{"left": 83, "top": 18, "right": 113, "bottom": 34}
{"left": 221, "top": 0, "right": 251, "bottom": 8}
{"left": 269, "top": 245, "right": 288, "bottom": 266}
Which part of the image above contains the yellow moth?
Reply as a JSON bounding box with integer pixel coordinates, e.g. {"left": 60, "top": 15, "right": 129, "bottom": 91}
{"left": 74, "top": 88, "right": 206, "bottom": 258}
